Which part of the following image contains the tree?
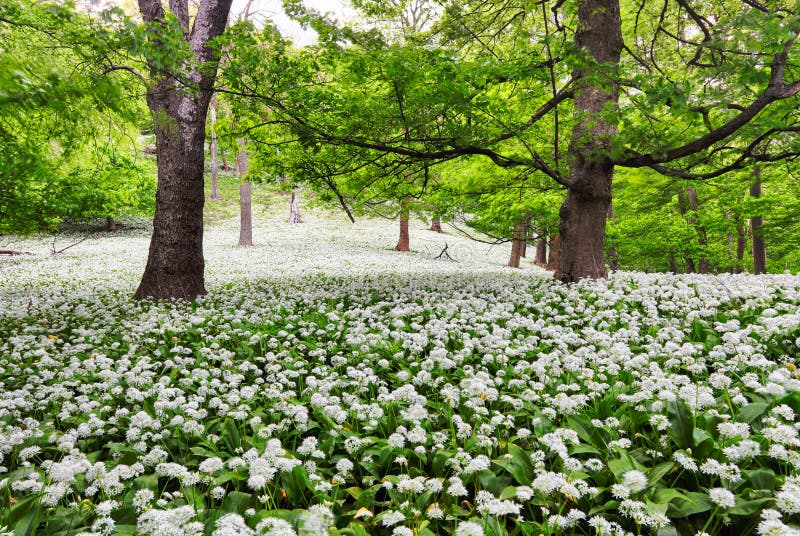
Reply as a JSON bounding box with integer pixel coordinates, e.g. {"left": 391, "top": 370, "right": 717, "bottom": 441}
{"left": 225, "top": 0, "right": 800, "bottom": 283}
{"left": 134, "top": 0, "right": 233, "bottom": 300}
{"left": 750, "top": 166, "right": 766, "bottom": 274}
{"left": 236, "top": 138, "right": 253, "bottom": 246}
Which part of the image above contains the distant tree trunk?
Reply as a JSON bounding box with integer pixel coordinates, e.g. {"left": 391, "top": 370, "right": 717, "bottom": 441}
{"left": 555, "top": 0, "right": 621, "bottom": 283}
{"left": 209, "top": 97, "right": 220, "bottom": 200}
{"left": 686, "top": 186, "right": 709, "bottom": 274}
{"left": 508, "top": 219, "right": 526, "bottom": 268}
{"left": 546, "top": 234, "right": 561, "bottom": 271}
{"left": 668, "top": 252, "right": 678, "bottom": 273}
{"left": 750, "top": 167, "right": 766, "bottom": 274}
{"left": 678, "top": 190, "right": 696, "bottom": 273}
{"left": 395, "top": 196, "right": 411, "bottom": 251}
{"left": 735, "top": 218, "right": 746, "bottom": 274}
{"left": 237, "top": 139, "right": 252, "bottom": 246}
{"left": 534, "top": 234, "right": 547, "bottom": 265}
{"left": 106, "top": 216, "right": 117, "bottom": 232}
{"left": 134, "top": 0, "right": 233, "bottom": 301}
{"left": 430, "top": 216, "right": 442, "bottom": 233}
{"left": 289, "top": 191, "right": 301, "bottom": 224}
{"left": 607, "top": 201, "right": 619, "bottom": 271}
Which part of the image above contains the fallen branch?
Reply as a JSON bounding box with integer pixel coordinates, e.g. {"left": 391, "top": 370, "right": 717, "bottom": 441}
{"left": 51, "top": 234, "right": 96, "bottom": 255}
{"left": 434, "top": 243, "right": 457, "bottom": 262}
{"left": 0, "top": 249, "right": 33, "bottom": 256}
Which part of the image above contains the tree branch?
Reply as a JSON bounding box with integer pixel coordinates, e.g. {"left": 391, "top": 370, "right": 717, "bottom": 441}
{"left": 616, "top": 30, "right": 800, "bottom": 168}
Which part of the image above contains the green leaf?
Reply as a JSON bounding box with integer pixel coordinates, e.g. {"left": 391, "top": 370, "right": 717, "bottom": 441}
{"left": 499, "top": 486, "right": 518, "bottom": 500}
{"left": 649, "top": 461, "right": 675, "bottom": 485}
{"left": 223, "top": 419, "right": 241, "bottom": 452}
{"left": 494, "top": 443, "right": 534, "bottom": 485}
{"left": 221, "top": 491, "right": 253, "bottom": 514}
{"left": 728, "top": 497, "right": 774, "bottom": 516}
{"left": 668, "top": 398, "right": 694, "bottom": 449}
{"left": 747, "top": 468, "right": 777, "bottom": 490}
{"left": 668, "top": 491, "right": 713, "bottom": 517}
{"left": 736, "top": 403, "right": 770, "bottom": 424}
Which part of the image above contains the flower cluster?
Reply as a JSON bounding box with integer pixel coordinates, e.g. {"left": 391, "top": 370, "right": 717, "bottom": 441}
{"left": 1, "top": 214, "right": 800, "bottom": 535}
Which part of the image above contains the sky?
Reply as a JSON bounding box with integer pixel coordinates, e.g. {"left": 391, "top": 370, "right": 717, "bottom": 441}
{"left": 230, "top": 0, "right": 354, "bottom": 46}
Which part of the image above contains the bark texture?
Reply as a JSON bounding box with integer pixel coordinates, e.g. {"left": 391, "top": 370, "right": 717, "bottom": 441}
{"left": 508, "top": 219, "right": 526, "bottom": 268}
{"left": 395, "top": 196, "right": 411, "bottom": 251}
{"left": 135, "top": 0, "right": 233, "bottom": 300}
{"left": 555, "top": 0, "right": 622, "bottom": 283}
{"left": 750, "top": 167, "right": 766, "bottom": 274}
{"left": 535, "top": 236, "right": 547, "bottom": 265}
{"left": 237, "top": 139, "right": 253, "bottom": 246}
{"left": 547, "top": 234, "right": 561, "bottom": 271}
{"left": 289, "top": 191, "right": 302, "bottom": 224}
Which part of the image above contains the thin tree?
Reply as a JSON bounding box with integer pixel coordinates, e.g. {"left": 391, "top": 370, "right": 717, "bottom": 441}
{"left": 236, "top": 138, "right": 253, "bottom": 246}
{"left": 750, "top": 166, "right": 766, "bottom": 274}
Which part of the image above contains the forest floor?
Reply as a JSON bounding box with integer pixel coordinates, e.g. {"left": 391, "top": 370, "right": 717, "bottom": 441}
{"left": 1, "top": 175, "right": 800, "bottom": 536}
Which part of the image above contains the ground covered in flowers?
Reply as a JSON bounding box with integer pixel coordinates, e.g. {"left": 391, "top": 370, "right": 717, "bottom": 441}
{"left": 1, "top": 212, "right": 800, "bottom": 536}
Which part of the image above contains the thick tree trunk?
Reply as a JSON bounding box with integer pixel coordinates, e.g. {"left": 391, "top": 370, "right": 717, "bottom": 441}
{"left": 508, "top": 219, "right": 527, "bottom": 268}
{"left": 395, "top": 196, "right": 411, "bottom": 251}
{"left": 135, "top": 0, "right": 233, "bottom": 301}
{"left": 555, "top": 0, "right": 622, "bottom": 283}
{"left": 209, "top": 97, "right": 220, "bottom": 200}
{"left": 546, "top": 234, "right": 561, "bottom": 271}
{"left": 430, "top": 216, "right": 442, "bottom": 233}
{"left": 106, "top": 216, "right": 116, "bottom": 232}
{"left": 135, "top": 108, "right": 209, "bottom": 299}
{"left": 750, "top": 167, "right": 766, "bottom": 274}
{"left": 534, "top": 235, "right": 547, "bottom": 265}
{"left": 237, "top": 139, "right": 252, "bottom": 246}
{"left": 289, "top": 191, "right": 302, "bottom": 224}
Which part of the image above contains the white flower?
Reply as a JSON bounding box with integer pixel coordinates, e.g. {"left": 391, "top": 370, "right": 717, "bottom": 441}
{"left": 622, "top": 470, "right": 648, "bottom": 493}
{"left": 213, "top": 513, "right": 254, "bottom": 536}
{"left": 455, "top": 521, "right": 485, "bottom": 536}
{"left": 709, "top": 488, "right": 736, "bottom": 509}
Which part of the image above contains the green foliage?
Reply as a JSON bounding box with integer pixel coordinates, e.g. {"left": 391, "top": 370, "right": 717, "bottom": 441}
{"left": 0, "top": 0, "right": 154, "bottom": 234}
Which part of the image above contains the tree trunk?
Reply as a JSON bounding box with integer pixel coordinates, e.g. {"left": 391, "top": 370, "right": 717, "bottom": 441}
{"left": 546, "top": 234, "right": 561, "bottom": 271}
{"left": 289, "top": 191, "right": 301, "bottom": 224}
{"left": 735, "top": 218, "right": 746, "bottom": 274}
{"left": 678, "top": 190, "right": 695, "bottom": 273}
{"left": 430, "top": 216, "right": 442, "bottom": 233}
{"left": 508, "top": 219, "right": 526, "bottom": 268}
{"left": 750, "top": 167, "right": 766, "bottom": 274}
{"left": 237, "top": 139, "right": 252, "bottom": 246}
{"left": 209, "top": 97, "right": 220, "bottom": 200}
{"left": 686, "top": 185, "right": 709, "bottom": 274}
{"left": 106, "top": 216, "right": 116, "bottom": 232}
{"left": 534, "top": 235, "right": 547, "bottom": 265}
{"left": 395, "top": 196, "right": 411, "bottom": 251}
{"left": 668, "top": 252, "right": 678, "bottom": 273}
{"left": 135, "top": 0, "right": 233, "bottom": 301}
{"left": 555, "top": 0, "right": 622, "bottom": 283}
